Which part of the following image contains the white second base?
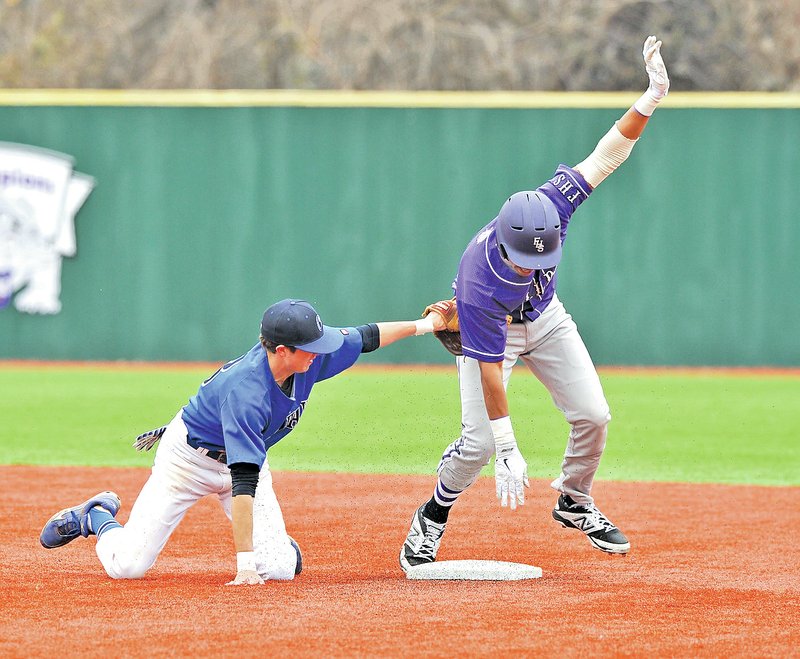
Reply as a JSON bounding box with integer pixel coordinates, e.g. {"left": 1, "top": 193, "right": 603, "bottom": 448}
{"left": 405, "top": 560, "right": 542, "bottom": 581}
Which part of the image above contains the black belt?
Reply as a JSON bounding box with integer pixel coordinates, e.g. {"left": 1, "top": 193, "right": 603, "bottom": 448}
{"left": 186, "top": 436, "right": 227, "bottom": 464}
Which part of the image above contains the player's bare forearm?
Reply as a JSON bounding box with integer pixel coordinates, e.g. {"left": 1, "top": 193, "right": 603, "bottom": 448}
{"left": 375, "top": 321, "right": 416, "bottom": 347}
{"left": 617, "top": 106, "right": 650, "bottom": 140}
{"left": 375, "top": 314, "right": 446, "bottom": 348}
{"left": 231, "top": 494, "right": 255, "bottom": 552}
{"left": 227, "top": 494, "right": 263, "bottom": 585}
{"left": 478, "top": 360, "right": 509, "bottom": 419}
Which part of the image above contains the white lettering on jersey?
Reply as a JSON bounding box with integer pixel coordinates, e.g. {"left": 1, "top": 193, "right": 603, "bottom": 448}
{"left": 540, "top": 268, "right": 556, "bottom": 284}
{"left": 280, "top": 400, "right": 308, "bottom": 430}
{"left": 550, "top": 173, "right": 584, "bottom": 204}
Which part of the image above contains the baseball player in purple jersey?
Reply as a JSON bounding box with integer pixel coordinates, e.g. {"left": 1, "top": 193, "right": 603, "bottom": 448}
{"left": 40, "top": 299, "right": 445, "bottom": 585}
{"left": 400, "top": 36, "right": 670, "bottom": 570}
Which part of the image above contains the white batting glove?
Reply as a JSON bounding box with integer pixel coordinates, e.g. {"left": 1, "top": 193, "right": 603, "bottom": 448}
{"left": 635, "top": 35, "right": 670, "bottom": 116}
{"left": 495, "top": 447, "right": 529, "bottom": 510}
{"left": 643, "top": 35, "right": 669, "bottom": 98}
{"left": 490, "top": 416, "right": 530, "bottom": 511}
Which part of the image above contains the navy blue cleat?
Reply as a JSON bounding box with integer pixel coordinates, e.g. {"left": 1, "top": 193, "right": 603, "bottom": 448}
{"left": 289, "top": 536, "right": 302, "bottom": 575}
{"left": 40, "top": 491, "right": 121, "bottom": 549}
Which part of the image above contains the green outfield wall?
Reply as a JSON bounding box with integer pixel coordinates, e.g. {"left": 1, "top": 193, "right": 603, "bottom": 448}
{"left": 0, "top": 91, "right": 797, "bottom": 366}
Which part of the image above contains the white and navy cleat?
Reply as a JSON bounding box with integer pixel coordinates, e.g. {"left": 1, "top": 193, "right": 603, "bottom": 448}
{"left": 552, "top": 494, "right": 630, "bottom": 554}
{"left": 40, "top": 491, "right": 121, "bottom": 549}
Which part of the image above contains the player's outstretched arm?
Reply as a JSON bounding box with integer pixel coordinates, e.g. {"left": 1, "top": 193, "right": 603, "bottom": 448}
{"left": 575, "top": 35, "right": 670, "bottom": 188}
{"left": 371, "top": 311, "right": 447, "bottom": 349}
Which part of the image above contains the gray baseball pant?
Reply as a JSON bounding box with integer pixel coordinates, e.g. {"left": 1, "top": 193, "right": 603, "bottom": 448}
{"left": 437, "top": 295, "right": 611, "bottom": 506}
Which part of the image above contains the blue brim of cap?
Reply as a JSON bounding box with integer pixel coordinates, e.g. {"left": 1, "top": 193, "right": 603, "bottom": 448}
{"left": 295, "top": 325, "right": 345, "bottom": 354}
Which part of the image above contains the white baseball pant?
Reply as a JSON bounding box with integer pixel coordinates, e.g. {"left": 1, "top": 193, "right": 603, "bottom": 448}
{"left": 95, "top": 412, "right": 298, "bottom": 580}
{"left": 437, "top": 295, "right": 611, "bottom": 506}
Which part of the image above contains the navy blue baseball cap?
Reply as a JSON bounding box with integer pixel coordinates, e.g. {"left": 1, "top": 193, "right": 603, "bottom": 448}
{"left": 260, "top": 299, "right": 344, "bottom": 354}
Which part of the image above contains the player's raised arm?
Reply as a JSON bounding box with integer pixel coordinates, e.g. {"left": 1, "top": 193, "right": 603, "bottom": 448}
{"left": 574, "top": 36, "right": 670, "bottom": 188}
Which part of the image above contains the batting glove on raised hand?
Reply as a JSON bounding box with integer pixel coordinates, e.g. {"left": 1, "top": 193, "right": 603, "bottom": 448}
{"left": 643, "top": 35, "right": 669, "bottom": 99}
{"left": 495, "top": 446, "right": 530, "bottom": 511}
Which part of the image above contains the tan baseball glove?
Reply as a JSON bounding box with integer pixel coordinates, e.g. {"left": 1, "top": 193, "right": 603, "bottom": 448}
{"left": 422, "top": 297, "right": 462, "bottom": 356}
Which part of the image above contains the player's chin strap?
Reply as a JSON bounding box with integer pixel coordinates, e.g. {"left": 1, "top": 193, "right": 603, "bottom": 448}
{"left": 133, "top": 425, "right": 167, "bottom": 452}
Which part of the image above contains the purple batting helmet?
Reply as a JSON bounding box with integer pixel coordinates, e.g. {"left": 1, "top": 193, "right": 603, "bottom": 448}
{"left": 495, "top": 191, "right": 562, "bottom": 270}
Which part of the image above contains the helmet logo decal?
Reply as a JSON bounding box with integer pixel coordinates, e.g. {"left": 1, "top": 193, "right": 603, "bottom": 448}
{"left": 533, "top": 237, "right": 545, "bottom": 253}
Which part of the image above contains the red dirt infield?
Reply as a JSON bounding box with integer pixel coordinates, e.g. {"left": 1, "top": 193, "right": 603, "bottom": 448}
{"left": 2, "top": 466, "right": 798, "bottom": 657}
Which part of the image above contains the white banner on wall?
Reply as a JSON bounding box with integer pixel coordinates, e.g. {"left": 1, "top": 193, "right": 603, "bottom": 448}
{"left": 0, "top": 142, "right": 95, "bottom": 315}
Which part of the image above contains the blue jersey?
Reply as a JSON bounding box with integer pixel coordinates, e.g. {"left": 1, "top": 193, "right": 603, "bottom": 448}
{"left": 181, "top": 329, "right": 363, "bottom": 467}
{"left": 455, "top": 165, "right": 592, "bottom": 362}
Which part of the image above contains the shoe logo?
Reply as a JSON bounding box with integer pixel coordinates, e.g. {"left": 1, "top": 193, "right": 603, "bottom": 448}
{"left": 574, "top": 516, "right": 596, "bottom": 532}
{"left": 563, "top": 509, "right": 612, "bottom": 534}
{"left": 406, "top": 527, "right": 423, "bottom": 551}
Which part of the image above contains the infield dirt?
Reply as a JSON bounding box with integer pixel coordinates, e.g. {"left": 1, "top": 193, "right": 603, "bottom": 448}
{"left": 2, "top": 466, "right": 798, "bottom": 657}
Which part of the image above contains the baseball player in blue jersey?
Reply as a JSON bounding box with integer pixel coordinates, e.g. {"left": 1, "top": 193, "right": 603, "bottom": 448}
{"left": 40, "top": 298, "right": 446, "bottom": 585}
{"left": 400, "top": 37, "right": 670, "bottom": 570}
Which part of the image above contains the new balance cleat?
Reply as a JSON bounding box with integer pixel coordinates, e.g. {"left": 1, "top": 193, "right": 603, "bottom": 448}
{"left": 399, "top": 504, "right": 446, "bottom": 573}
{"left": 40, "top": 491, "right": 121, "bottom": 549}
{"left": 552, "top": 494, "right": 630, "bottom": 554}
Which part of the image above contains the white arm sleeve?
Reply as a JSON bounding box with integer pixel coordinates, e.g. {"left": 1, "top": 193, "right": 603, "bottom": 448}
{"left": 574, "top": 122, "right": 638, "bottom": 189}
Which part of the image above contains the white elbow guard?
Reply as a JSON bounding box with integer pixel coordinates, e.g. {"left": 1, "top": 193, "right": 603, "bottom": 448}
{"left": 574, "top": 123, "right": 638, "bottom": 188}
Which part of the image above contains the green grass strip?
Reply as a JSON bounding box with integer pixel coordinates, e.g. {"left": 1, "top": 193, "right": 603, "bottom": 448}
{"left": 1, "top": 365, "right": 796, "bottom": 486}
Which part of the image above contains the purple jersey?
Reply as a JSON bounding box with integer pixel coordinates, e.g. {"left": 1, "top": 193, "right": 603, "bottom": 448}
{"left": 455, "top": 164, "right": 592, "bottom": 362}
{"left": 181, "top": 330, "right": 362, "bottom": 467}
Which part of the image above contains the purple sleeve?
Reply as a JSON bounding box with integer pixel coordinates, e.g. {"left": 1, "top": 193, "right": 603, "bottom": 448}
{"left": 457, "top": 300, "right": 508, "bottom": 363}
{"left": 538, "top": 165, "right": 592, "bottom": 241}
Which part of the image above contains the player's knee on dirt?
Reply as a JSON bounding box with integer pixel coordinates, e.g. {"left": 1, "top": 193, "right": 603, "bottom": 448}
{"left": 254, "top": 537, "right": 300, "bottom": 581}
{"left": 102, "top": 552, "right": 156, "bottom": 580}
{"left": 96, "top": 530, "right": 158, "bottom": 580}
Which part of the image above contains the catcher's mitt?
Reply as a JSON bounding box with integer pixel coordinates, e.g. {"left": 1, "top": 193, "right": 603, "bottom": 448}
{"left": 423, "top": 298, "right": 462, "bottom": 356}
